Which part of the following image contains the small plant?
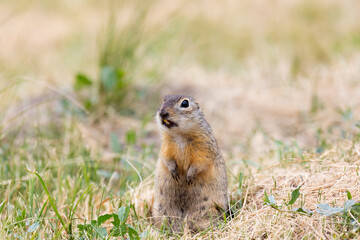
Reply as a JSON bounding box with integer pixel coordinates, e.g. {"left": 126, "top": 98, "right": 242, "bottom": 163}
{"left": 272, "top": 139, "right": 305, "bottom": 162}
{"left": 73, "top": 2, "right": 153, "bottom": 115}
{"left": 77, "top": 205, "right": 140, "bottom": 239}
{"left": 336, "top": 107, "right": 360, "bottom": 140}
{"left": 315, "top": 128, "right": 330, "bottom": 154}
{"left": 263, "top": 186, "right": 313, "bottom": 216}
{"left": 74, "top": 64, "right": 130, "bottom": 113}
{"left": 317, "top": 191, "right": 360, "bottom": 233}
{"left": 263, "top": 188, "right": 360, "bottom": 234}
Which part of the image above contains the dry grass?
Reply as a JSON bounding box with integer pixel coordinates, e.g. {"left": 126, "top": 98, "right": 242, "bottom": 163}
{"left": 132, "top": 141, "right": 360, "bottom": 239}
{"left": 1, "top": 0, "right": 360, "bottom": 239}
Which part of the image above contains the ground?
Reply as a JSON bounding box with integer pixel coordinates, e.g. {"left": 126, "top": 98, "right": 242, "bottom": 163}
{"left": 1, "top": 0, "right": 360, "bottom": 239}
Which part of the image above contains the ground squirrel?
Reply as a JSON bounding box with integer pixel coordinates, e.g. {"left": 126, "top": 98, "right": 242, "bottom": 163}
{"left": 153, "top": 95, "right": 229, "bottom": 232}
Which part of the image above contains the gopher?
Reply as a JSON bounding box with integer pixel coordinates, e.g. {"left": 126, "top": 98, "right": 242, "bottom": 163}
{"left": 153, "top": 95, "right": 229, "bottom": 232}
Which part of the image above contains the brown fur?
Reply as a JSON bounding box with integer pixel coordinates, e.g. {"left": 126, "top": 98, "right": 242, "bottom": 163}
{"left": 153, "top": 95, "right": 228, "bottom": 232}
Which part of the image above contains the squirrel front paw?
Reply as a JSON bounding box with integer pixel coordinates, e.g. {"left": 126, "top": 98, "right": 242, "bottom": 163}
{"left": 163, "top": 159, "right": 180, "bottom": 182}
{"left": 186, "top": 175, "right": 195, "bottom": 185}
{"left": 171, "top": 168, "right": 180, "bottom": 182}
{"left": 186, "top": 166, "right": 200, "bottom": 185}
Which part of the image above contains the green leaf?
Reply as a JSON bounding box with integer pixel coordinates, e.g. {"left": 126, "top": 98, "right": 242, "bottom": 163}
{"left": 316, "top": 203, "right": 343, "bottom": 216}
{"left": 347, "top": 190, "right": 352, "bottom": 200}
{"left": 268, "top": 195, "right": 276, "bottom": 206}
{"left": 116, "top": 69, "right": 126, "bottom": 89}
{"left": 350, "top": 203, "right": 360, "bottom": 218}
{"left": 263, "top": 190, "right": 270, "bottom": 203}
{"left": 288, "top": 185, "right": 301, "bottom": 205}
{"left": 110, "top": 225, "right": 127, "bottom": 237}
{"left": 84, "top": 99, "right": 94, "bottom": 110}
{"left": 110, "top": 133, "right": 122, "bottom": 153}
{"left": 127, "top": 224, "right": 140, "bottom": 240}
{"left": 111, "top": 213, "right": 120, "bottom": 226}
{"left": 109, "top": 226, "right": 121, "bottom": 237}
{"left": 101, "top": 66, "right": 117, "bottom": 92}
{"left": 344, "top": 200, "right": 357, "bottom": 212}
{"left": 126, "top": 130, "right": 137, "bottom": 145}
{"left": 263, "top": 190, "right": 276, "bottom": 206}
{"left": 88, "top": 223, "right": 107, "bottom": 238}
{"left": 74, "top": 73, "right": 93, "bottom": 91}
{"left": 118, "top": 206, "right": 130, "bottom": 224}
{"left": 98, "top": 227, "right": 107, "bottom": 238}
{"left": 97, "top": 214, "right": 113, "bottom": 226}
{"left": 292, "top": 207, "right": 313, "bottom": 216}
{"left": 27, "top": 221, "right": 40, "bottom": 233}
{"left": 77, "top": 224, "right": 85, "bottom": 231}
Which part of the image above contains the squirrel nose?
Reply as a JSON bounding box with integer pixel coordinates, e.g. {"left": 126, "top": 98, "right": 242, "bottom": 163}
{"left": 159, "top": 110, "right": 169, "bottom": 119}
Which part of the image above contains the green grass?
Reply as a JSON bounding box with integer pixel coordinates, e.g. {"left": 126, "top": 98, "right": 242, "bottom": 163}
{"left": 0, "top": 104, "right": 158, "bottom": 238}
{"left": 1, "top": 87, "right": 359, "bottom": 238}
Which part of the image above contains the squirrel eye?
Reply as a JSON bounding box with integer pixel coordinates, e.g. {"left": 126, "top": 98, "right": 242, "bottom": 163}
{"left": 180, "top": 99, "right": 189, "bottom": 108}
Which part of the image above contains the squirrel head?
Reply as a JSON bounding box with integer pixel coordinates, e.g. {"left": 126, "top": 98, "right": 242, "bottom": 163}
{"left": 156, "top": 95, "right": 204, "bottom": 135}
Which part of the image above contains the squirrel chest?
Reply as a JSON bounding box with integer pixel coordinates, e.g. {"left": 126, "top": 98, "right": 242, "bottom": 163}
{"left": 160, "top": 133, "right": 216, "bottom": 179}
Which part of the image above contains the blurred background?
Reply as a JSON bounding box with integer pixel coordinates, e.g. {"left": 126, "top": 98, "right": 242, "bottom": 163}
{"left": 2, "top": 0, "right": 360, "bottom": 145}
{"left": 1, "top": 0, "right": 360, "bottom": 238}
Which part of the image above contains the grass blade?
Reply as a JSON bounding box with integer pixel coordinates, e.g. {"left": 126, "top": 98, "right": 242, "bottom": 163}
{"left": 288, "top": 185, "right": 301, "bottom": 205}
{"left": 27, "top": 170, "right": 66, "bottom": 230}
{"left": 0, "top": 200, "right": 6, "bottom": 214}
{"left": 38, "top": 198, "right": 49, "bottom": 218}
{"left": 70, "top": 183, "right": 92, "bottom": 221}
